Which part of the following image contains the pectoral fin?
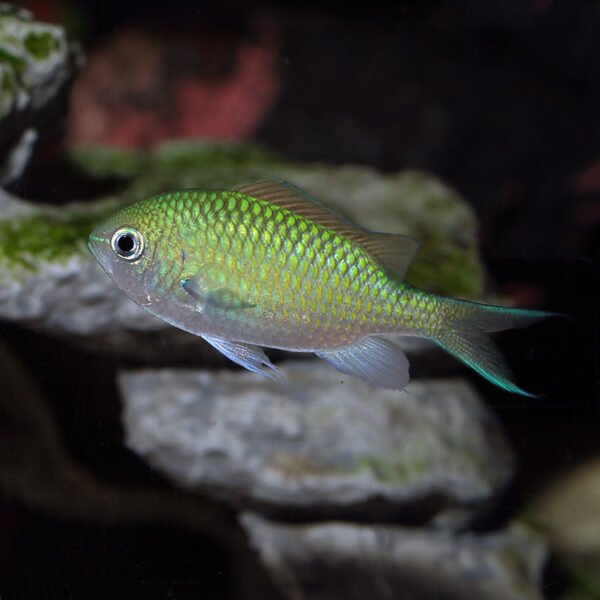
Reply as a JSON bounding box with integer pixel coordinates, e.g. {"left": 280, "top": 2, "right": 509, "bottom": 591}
{"left": 182, "top": 271, "right": 253, "bottom": 310}
{"left": 202, "top": 335, "right": 283, "bottom": 382}
{"left": 316, "top": 336, "right": 410, "bottom": 390}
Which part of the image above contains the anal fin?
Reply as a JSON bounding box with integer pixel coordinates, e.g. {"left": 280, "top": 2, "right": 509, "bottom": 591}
{"left": 316, "top": 336, "right": 410, "bottom": 390}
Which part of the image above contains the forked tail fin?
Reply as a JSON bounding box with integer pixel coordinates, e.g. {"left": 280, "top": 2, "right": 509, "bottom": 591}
{"left": 433, "top": 298, "right": 554, "bottom": 396}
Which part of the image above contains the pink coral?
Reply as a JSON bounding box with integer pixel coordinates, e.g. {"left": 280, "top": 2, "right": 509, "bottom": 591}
{"left": 66, "top": 27, "right": 281, "bottom": 148}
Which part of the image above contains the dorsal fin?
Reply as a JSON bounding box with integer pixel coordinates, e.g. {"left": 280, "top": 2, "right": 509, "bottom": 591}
{"left": 358, "top": 231, "right": 421, "bottom": 281}
{"left": 232, "top": 179, "right": 359, "bottom": 234}
{"left": 232, "top": 178, "right": 421, "bottom": 281}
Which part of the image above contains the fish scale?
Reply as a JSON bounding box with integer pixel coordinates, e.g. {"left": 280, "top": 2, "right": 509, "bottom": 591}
{"left": 89, "top": 178, "right": 553, "bottom": 395}
{"left": 177, "top": 190, "right": 410, "bottom": 347}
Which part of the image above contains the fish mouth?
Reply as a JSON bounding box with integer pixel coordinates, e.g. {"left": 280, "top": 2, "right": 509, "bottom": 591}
{"left": 87, "top": 239, "right": 105, "bottom": 266}
{"left": 87, "top": 236, "right": 114, "bottom": 277}
{"left": 87, "top": 239, "right": 97, "bottom": 259}
{"left": 88, "top": 231, "right": 109, "bottom": 261}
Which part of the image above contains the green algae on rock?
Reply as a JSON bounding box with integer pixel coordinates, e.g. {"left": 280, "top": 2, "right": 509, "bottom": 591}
{"left": 0, "top": 206, "right": 114, "bottom": 270}
{"left": 0, "top": 3, "right": 69, "bottom": 118}
{"left": 0, "top": 3, "right": 82, "bottom": 185}
{"left": 23, "top": 30, "right": 61, "bottom": 60}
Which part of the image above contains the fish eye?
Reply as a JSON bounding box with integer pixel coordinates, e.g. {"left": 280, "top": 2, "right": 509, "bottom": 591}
{"left": 111, "top": 227, "right": 144, "bottom": 261}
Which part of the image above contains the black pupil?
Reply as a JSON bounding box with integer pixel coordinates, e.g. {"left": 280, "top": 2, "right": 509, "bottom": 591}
{"left": 117, "top": 234, "right": 135, "bottom": 254}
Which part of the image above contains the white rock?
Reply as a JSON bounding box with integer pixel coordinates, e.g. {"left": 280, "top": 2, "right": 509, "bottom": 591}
{"left": 241, "top": 512, "right": 547, "bottom": 600}
{"left": 119, "top": 361, "right": 513, "bottom": 519}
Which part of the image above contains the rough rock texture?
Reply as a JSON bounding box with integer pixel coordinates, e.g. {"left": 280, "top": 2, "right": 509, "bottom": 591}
{"left": 120, "top": 361, "right": 513, "bottom": 521}
{"left": 0, "top": 142, "right": 488, "bottom": 360}
{"left": 241, "top": 512, "right": 548, "bottom": 600}
{"left": 0, "top": 3, "right": 82, "bottom": 185}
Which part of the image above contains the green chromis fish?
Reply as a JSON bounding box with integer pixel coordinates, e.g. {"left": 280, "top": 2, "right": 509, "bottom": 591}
{"left": 88, "top": 179, "right": 551, "bottom": 396}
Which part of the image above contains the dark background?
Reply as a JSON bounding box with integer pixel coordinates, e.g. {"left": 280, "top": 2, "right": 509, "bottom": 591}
{"left": 2, "top": 1, "right": 599, "bottom": 598}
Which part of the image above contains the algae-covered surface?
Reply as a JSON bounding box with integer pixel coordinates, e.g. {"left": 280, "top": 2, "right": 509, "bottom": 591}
{"left": 60, "top": 141, "right": 485, "bottom": 298}
{"left": 0, "top": 202, "right": 117, "bottom": 270}
{"left": 0, "top": 2, "right": 69, "bottom": 118}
